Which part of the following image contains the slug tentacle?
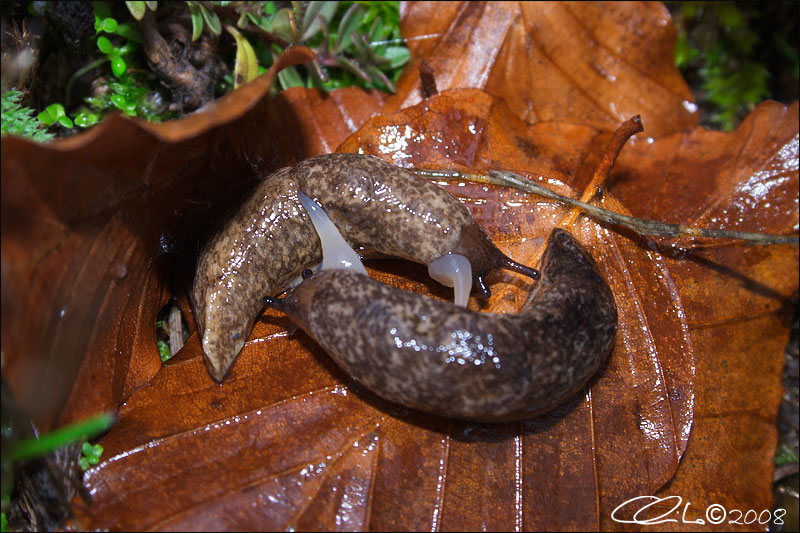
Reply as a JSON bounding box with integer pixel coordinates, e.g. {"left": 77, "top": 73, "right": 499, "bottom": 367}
{"left": 278, "top": 228, "right": 617, "bottom": 422}
{"left": 192, "top": 153, "right": 542, "bottom": 382}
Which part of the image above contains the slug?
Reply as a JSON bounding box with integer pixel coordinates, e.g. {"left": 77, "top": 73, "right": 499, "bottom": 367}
{"left": 192, "top": 153, "right": 539, "bottom": 382}
{"left": 265, "top": 226, "right": 618, "bottom": 422}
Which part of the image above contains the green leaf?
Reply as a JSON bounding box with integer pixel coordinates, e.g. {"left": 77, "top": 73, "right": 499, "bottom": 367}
{"left": 79, "top": 457, "right": 90, "bottom": 470}
{"left": 110, "top": 93, "right": 128, "bottom": 109}
{"left": 366, "top": 64, "right": 394, "bottom": 92}
{"left": 145, "top": 0, "right": 157, "bottom": 10}
{"left": 265, "top": 1, "right": 276, "bottom": 16}
{"left": 368, "top": 15, "right": 385, "bottom": 42}
{"left": 335, "top": 56, "right": 371, "bottom": 83}
{"left": 247, "top": 11, "right": 272, "bottom": 32}
{"left": 117, "top": 22, "right": 143, "bottom": 43}
{"left": 37, "top": 110, "right": 55, "bottom": 126}
{"left": 74, "top": 111, "right": 99, "bottom": 127}
{"left": 158, "top": 339, "right": 171, "bottom": 361}
{"left": 100, "top": 17, "right": 118, "bottom": 33}
{"left": 272, "top": 7, "right": 298, "bottom": 43}
{"left": 93, "top": 1, "right": 112, "bottom": 20}
{"left": 301, "top": 1, "right": 339, "bottom": 41}
{"left": 125, "top": 1, "right": 146, "bottom": 20}
{"left": 5, "top": 412, "right": 115, "bottom": 463}
{"left": 46, "top": 103, "right": 66, "bottom": 120}
{"left": 276, "top": 65, "right": 305, "bottom": 90}
{"left": 334, "top": 3, "right": 364, "bottom": 53}
{"left": 200, "top": 4, "right": 222, "bottom": 35}
{"left": 111, "top": 55, "right": 127, "bottom": 78}
{"left": 674, "top": 32, "right": 698, "bottom": 68}
{"left": 188, "top": 3, "right": 204, "bottom": 41}
{"left": 97, "top": 35, "right": 114, "bottom": 54}
{"left": 236, "top": 9, "right": 249, "bottom": 29}
{"left": 57, "top": 115, "right": 74, "bottom": 128}
{"left": 775, "top": 443, "right": 799, "bottom": 466}
{"left": 226, "top": 25, "right": 259, "bottom": 88}
{"left": 118, "top": 40, "right": 139, "bottom": 55}
{"left": 382, "top": 45, "right": 410, "bottom": 69}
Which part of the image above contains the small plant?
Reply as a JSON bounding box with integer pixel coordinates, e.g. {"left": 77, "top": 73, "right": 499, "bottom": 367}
{"left": 234, "top": 1, "right": 410, "bottom": 93}
{"left": 188, "top": 1, "right": 223, "bottom": 41}
{"left": 2, "top": 409, "right": 114, "bottom": 531}
{"left": 157, "top": 338, "right": 172, "bottom": 362}
{"left": 14, "top": 1, "right": 409, "bottom": 140}
{"left": 1, "top": 89, "right": 54, "bottom": 142}
{"left": 79, "top": 441, "right": 104, "bottom": 470}
{"left": 37, "top": 103, "right": 74, "bottom": 129}
{"left": 670, "top": 1, "right": 796, "bottom": 131}
{"left": 2, "top": 412, "right": 115, "bottom": 464}
{"left": 774, "top": 442, "right": 799, "bottom": 467}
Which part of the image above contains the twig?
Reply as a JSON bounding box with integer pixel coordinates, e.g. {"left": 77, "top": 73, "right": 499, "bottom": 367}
{"left": 411, "top": 167, "right": 799, "bottom": 246}
{"left": 562, "top": 115, "right": 643, "bottom": 227}
{"left": 168, "top": 304, "right": 185, "bottom": 356}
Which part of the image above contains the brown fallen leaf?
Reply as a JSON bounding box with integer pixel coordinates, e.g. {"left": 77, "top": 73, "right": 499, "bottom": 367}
{"left": 1, "top": 2, "right": 796, "bottom": 531}
{"left": 0, "top": 46, "right": 384, "bottom": 432}
{"left": 387, "top": 1, "right": 698, "bottom": 138}
{"left": 51, "top": 89, "right": 791, "bottom": 530}
{"left": 611, "top": 101, "right": 799, "bottom": 529}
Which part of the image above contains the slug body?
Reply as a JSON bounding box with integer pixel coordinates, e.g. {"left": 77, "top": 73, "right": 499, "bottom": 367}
{"left": 273, "top": 228, "right": 617, "bottom": 422}
{"left": 192, "top": 153, "right": 536, "bottom": 382}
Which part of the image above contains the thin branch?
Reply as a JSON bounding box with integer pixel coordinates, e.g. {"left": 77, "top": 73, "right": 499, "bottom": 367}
{"left": 411, "top": 167, "right": 799, "bottom": 246}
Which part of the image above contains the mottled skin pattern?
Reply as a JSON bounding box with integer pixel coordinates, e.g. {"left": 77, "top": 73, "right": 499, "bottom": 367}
{"left": 192, "top": 153, "right": 517, "bottom": 382}
{"left": 280, "top": 229, "right": 617, "bottom": 422}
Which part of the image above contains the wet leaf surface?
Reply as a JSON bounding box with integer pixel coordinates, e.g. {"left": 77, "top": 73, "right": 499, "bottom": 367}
{"left": 387, "top": 2, "right": 698, "bottom": 138}
{"left": 1, "top": 3, "right": 797, "bottom": 531}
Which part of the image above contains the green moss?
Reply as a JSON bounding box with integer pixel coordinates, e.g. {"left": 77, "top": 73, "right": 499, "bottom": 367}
{"left": 1, "top": 90, "right": 54, "bottom": 142}
{"left": 669, "top": 1, "right": 798, "bottom": 131}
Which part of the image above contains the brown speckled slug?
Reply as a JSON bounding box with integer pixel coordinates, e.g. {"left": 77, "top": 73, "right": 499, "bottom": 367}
{"left": 192, "top": 153, "right": 539, "bottom": 382}
{"left": 265, "top": 228, "right": 618, "bottom": 422}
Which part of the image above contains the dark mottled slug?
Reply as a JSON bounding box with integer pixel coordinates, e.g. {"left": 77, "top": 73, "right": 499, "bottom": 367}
{"left": 192, "top": 153, "right": 538, "bottom": 382}
{"left": 267, "top": 228, "right": 618, "bottom": 422}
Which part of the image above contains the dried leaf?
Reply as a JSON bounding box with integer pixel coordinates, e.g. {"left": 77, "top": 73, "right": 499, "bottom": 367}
{"left": 43, "top": 88, "right": 790, "bottom": 530}
{"left": 1, "top": 46, "right": 318, "bottom": 430}
{"left": 1, "top": 2, "right": 796, "bottom": 531}
{"left": 387, "top": 1, "right": 698, "bottom": 138}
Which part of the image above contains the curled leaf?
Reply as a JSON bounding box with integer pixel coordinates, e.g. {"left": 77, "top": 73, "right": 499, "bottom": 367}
{"left": 188, "top": 3, "right": 203, "bottom": 41}
{"left": 226, "top": 25, "right": 259, "bottom": 88}
{"left": 272, "top": 7, "right": 298, "bottom": 43}
{"left": 125, "top": 1, "right": 146, "bottom": 21}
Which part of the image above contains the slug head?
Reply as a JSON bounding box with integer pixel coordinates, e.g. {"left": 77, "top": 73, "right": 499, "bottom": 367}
{"left": 452, "top": 222, "right": 540, "bottom": 299}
